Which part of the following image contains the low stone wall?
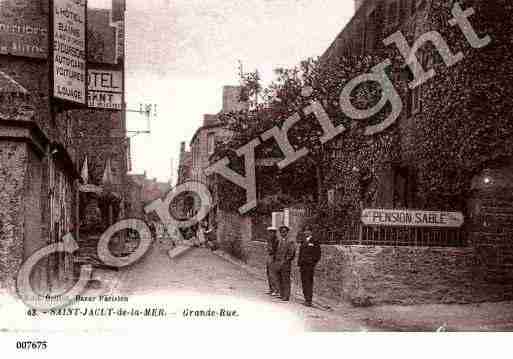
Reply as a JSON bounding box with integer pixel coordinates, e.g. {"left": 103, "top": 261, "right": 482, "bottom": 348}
{"left": 340, "top": 246, "right": 513, "bottom": 305}
{"left": 243, "top": 241, "right": 349, "bottom": 303}
{"left": 241, "top": 241, "right": 513, "bottom": 306}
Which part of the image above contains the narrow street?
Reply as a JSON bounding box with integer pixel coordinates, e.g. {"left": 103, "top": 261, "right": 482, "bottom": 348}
{"left": 113, "top": 241, "right": 513, "bottom": 332}
{"left": 115, "top": 242, "right": 367, "bottom": 332}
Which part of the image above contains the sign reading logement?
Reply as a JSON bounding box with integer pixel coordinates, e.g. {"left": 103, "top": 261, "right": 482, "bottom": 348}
{"left": 53, "top": 0, "right": 87, "bottom": 104}
{"left": 361, "top": 209, "right": 464, "bottom": 228}
{"left": 87, "top": 69, "right": 123, "bottom": 110}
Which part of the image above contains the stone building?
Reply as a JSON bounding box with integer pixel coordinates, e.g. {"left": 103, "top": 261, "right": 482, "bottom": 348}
{"left": 312, "top": 0, "right": 513, "bottom": 304}
{"left": 177, "top": 141, "right": 192, "bottom": 185}
{"left": 176, "top": 86, "right": 248, "bottom": 223}
{"left": 126, "top": 173, "right": 171, "bottom": 218}
{"left": 126, "top": 174, "right": 145, "bottom": 218}
{"left": 0, "top": 1, "right": 82, "bottom": 292}
{"left": 320, "top": 0, "right": 513, "bottom": 233}
{"left": 70, "top": 0, "right": 131, "bottom": 268}
{"left": 0, "top": 0, "right": 129, "bottom": 291}
{"left": 189, "top": 86, "right": 248, "bottom": 185}
{"left": 211, "top": 0, "right": 513, "bottom": 305}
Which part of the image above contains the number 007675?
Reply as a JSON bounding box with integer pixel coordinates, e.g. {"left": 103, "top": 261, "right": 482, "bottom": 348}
{"left": 16, "top": 341, "right": 48, "bottom": 350}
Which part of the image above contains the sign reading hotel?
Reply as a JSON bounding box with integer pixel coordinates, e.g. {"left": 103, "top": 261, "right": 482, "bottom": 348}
{"left": 88, "top": 69, "right": 123, "bottom": 110}
{"left": 361, "top": 209, "right": 464, "bottom": 228}
{"left": 53, "top": 0, "right": 87, "bottom": 104}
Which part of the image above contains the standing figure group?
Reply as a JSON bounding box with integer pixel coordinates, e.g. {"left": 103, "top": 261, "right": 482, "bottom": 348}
{"left": 192, "top": 221, "right": 218, "bottom": 250}
{"left": 266, "top": 224, "right": 321, "bottom": 307}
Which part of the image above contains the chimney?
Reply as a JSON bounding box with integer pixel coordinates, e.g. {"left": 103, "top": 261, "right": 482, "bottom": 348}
{"left": 112, "top": 0, "right": 126, "bottom": 22}
{"left": 222, "top": 86, "right": 249, "bottom": 113}
{"left": 203, "top": 114, "right": 218, "bottom": 126}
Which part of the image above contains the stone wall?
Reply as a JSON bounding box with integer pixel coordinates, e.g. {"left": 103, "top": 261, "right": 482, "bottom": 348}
{"left": 216, "top": 209, "right": 241, "bottom": 244}
{"left": 216, "top": 209, "right": 247, "bottom": 260}
{"left": 22, "top": 147, "right": 47, "bottom": 292}
{"left": 0, "top": 142, "right": 28, "bottom": 289}
{"left": 241, "top": 240, "right": 513, "bottom": 306}
{"left": 338, "top": 245, "right": 513, "bottom": 305}
{"left": 243, "top": 241, "right": 354, "bottom": 303}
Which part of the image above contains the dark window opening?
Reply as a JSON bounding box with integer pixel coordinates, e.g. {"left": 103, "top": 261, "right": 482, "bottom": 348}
{"left": 393, "top": 165, "right": 417, "bottom": 208}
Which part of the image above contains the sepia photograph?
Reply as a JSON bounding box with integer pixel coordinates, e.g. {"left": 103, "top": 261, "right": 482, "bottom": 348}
{"left": 0, "top": 0, "right": 512, "bottom": 356}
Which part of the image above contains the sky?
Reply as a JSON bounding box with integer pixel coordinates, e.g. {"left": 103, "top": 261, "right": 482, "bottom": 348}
{"left": 89, "top": 0, "right": 354, "bottom": 183}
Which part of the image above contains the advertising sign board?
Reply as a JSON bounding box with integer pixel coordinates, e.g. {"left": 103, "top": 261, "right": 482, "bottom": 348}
{"left": 361, "top": 209, "right": 464, "bottom": 228}
{"left": 87, "top": 69, "right": 123, "bottom": 110}
{"left": 53, "top": 0, "right": 87, "bottom": 104}
{"left": 0, "top": 2, "right": 48, "bottom": 58}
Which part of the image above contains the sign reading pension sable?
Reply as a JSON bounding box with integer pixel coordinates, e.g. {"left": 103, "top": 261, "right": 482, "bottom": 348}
{"left": 361, "top": 209, "right": 464, "bottom": 228}
{"left": 53, "top": 0, "right": 87, "bottom": 104}
{"left": 88, "top": 69, "right": 123, "bottom": 109}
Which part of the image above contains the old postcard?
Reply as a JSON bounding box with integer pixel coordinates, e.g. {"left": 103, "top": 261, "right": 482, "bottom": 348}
{"left": 1, "top": 0, "right": 512, "bottom": 356}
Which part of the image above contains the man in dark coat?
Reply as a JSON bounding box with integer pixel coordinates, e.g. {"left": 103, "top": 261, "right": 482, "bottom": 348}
{"left": 274, "top": 225, "right": 296, "bottom": 301}
{"left": 265, "top": 226, "right": 279, "bottom": 296}
{"left": 298, "top": 225, "right": 321, "bottom": 307}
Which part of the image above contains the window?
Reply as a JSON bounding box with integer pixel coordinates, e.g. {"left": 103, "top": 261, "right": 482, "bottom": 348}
{"left": 126, "top": 140, "right": 132, "bottom": 172}
{"left": 425, "top": 54, "right": 434, "bottom": 69}
{"left": 362, "top": 23, "right": 367, "bottom": 53}
{"left": 388, "top": 1, "right": 400, "bottom": 27}
{"left": 393, "top": 166, "right": 417, "bottom": 208}
{"left": 368, "top": 10, "right": 379, "bottom": 50}
{"left": 207, "top": 133, "right": 215, "bottom": 155}
{"left": 410, "top": 86, "right": 422, "bottom": 115}
{"left": 408, "top": 52, "right": 425, "bottom": 115}
{"left": 327, "top": 189, "right": 335, "bottom": 206}
{"left": 400, "top": 0, "right": 409, "bottom": 21}
{"left": 410, "top": 0, "right": 417, "bottom": 16}
{"left": 393, "top": 168, "right": 408, "bottom": 208}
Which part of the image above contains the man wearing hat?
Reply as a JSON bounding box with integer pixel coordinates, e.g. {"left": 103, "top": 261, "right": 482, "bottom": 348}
{"left": 298, "top": 225, "right": 321, "bottom": 307}
{"left": 265, "top": 225, "right": 279, "bottom": 296}
{"left": 274, "top": 225, "right": 296, "bottom": 301}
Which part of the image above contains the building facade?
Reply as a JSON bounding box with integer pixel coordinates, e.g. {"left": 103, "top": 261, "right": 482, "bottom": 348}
{"left": 320, "top": 0, "right": 513, "bottom": 240}
{"left": 208, "top": 0, "right": 513, "bottom": 305}
{"left": 0, "top": 0, "right": 129, "bottom": 291}
{"left": 175, "top": 86, "right": 247, "bottom": 222}
{"left": 0, "top": 0, "right": 78, "bottom": 292}
{"left": 310, "top": 0, "right": 513, "bottom": 304}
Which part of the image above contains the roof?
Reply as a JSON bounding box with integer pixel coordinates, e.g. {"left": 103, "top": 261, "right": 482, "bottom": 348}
{"left": 189, "top": 121, "right": 224, "bottom": 147}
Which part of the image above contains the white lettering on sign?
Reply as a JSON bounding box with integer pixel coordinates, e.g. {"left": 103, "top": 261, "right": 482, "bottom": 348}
{"left": 87, "top": 69, "right": 123, "bottom": 109}
{"left": 0, "top": 1, "right": 48, "bottom": 58}
{"left": 53, "top": 0, "right": 86, "bottom": 104}
{"left": 361, "top": 209, "right": 464, "bottom": 228}
{"left": 0, "top": 20, "right": 48, "bottom": 58}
